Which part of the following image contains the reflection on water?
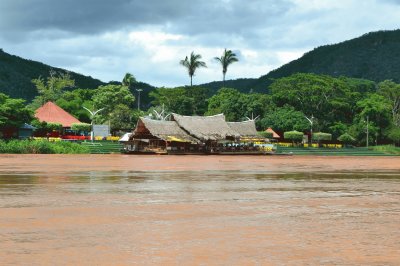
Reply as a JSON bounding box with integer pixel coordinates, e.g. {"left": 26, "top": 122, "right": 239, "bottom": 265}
{"left": 1, "top": 171, "right": 400, "bottom": 265}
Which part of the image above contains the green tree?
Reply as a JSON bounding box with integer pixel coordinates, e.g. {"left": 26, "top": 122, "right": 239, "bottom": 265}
{"left": 386, "top": 126, "right": 400, "bottom": 145}
{"left": 56, "top": 89, "right": 95, "bottom": 123}
{"left": 206, "top": 88, "right": 247, "bottom": 121}
{"left": 71, "top": 123, "right": 91, "bottom": 132}
{"left": 328, "top": 122, "right": 348, "bottom": 139}
{"left": 109, "top": 104, "right": 135, "bottom": 132}
{"left": 31, "top": 71, "right": 75, "bottom": 109}
{"left": 122, "top": 73, "right": 137, "bottom": 89}
{"left": 92, "top": 84, "right": 135, "bottom": 126}
{"left": 214, "top": 49, "right": 239, "bottom": 86}
{"left": 348, "top": 119, "right": 379, "bottom": 146}
{"left": 0, "top": 93, "right": 33, "bottom": 133}
{"left": 312, "top": 132, "right": 332, "bottom": 145}
{"left": 259, "top": 106, "right": 309, "bottom": 132}
{"left": 356, "top": 93, "right": 391, "bottom": 132}
{"left": 30, "top": 120, "right": 62, "bottom": 136}
{"left": 284, "top": 130, "right": 304, "bottom": 145}
{"left": 269, "top": 74, "right": 375, "bottom": 131}
{"left": 206, "top": 88, "right": 272, "bottom": 123}
{"left": 180, "top": 51, "right": 207, "bottom": 86}
{"left": 150, "top": 87, "right": 209, "bottom": 115}
{"left": 377, "top": 80, "right": 400, "bottom": 126}
{"left": 337, "top": 133, "right": 356, "bottom": 145}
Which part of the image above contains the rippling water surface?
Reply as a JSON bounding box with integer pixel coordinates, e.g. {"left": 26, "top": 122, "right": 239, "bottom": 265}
{"left": 1, "top": 171, "right": 399, "bottom": 265}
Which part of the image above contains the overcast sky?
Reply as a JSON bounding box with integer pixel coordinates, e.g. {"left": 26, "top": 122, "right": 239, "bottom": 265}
{"left": 0, "top": 0, "right": 399, "bottom": 87}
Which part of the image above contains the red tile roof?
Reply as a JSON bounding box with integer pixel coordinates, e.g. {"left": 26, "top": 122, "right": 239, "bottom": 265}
{"left": 266, "top": 127, "right": 280, "bottom": 138}
{"left": 35, "top": 102, "right": 81, "bottom": 127}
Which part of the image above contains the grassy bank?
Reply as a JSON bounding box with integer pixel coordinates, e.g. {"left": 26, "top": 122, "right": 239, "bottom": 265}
{"left": 372, "top": 145, "right": 400, "bottom": 155}
{"left": 0, "top": 140, "right": 90, "bottom": 154}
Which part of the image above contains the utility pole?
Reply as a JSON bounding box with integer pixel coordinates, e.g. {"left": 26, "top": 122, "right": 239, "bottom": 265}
{"left": 366, "top": 115, "right": 369, "bottom": 148}
{"left": 136, "top": 88, "right": 143, "bottom": 110}
{"left": 305, "top": 115, "right": 314, "bottom": 146}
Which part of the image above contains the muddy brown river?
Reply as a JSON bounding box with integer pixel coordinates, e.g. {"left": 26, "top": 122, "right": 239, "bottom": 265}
{"left": 0, "top": 155, "right": 400, "bottom": 265}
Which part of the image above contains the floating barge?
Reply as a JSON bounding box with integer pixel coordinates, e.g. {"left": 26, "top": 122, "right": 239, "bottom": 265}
{"left": 123, "top": 113, "right": 276, "bottom": 155}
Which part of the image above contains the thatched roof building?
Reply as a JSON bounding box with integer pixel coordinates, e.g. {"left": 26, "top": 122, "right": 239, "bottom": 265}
{"left": 172, "top": 113, "right": 240, "bottom": 141}
{"left": 227, "top": 120, "right": 261, "bottom": 140}
{"left": 132, "top": 117, "right": 199, "bottom": 143}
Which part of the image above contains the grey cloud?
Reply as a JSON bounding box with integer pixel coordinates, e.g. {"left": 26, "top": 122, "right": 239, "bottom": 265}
{"left": 0, "top": 0, "right": 193, "bottom": 34}
{"left": 0, "top": 0, "right": 293, "bottom": 39}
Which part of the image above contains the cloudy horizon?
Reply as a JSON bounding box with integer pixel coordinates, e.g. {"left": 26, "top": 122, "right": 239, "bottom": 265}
{"left": 1, "top": 0, "right": 399, "bottom": 87}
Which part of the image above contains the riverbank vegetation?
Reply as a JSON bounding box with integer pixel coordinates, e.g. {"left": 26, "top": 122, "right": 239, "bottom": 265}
{"left": 0, "top": 139, "right": 90, "bottom": 154}
{"left": 1, "top": 71, "right": 400, "bottom": 148}
{"left": 372, "top": 145, "right": 400, "bottom": 155}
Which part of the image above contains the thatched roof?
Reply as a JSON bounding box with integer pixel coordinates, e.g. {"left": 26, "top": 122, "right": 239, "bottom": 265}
{"left": 172, "top": 113, "right": 240, "bottom": 141}
{"left": 35, "top": 101, "right": 80, "bottom": 127}
{"left": 133, "top": 117, "right": 199, "bottom": 143}
{"left": 227, "top": 120, "right": 260, "bottom": 138}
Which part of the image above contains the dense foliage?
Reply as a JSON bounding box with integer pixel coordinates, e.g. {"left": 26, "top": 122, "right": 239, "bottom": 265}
{"left": 71, "top": 123, "right": 91, "bottom": 132}
{"left": 150, "top": 87, "right": 209, "bottom": 116}
{"left": 257, "top": 131, "right": 273, "bottom": 138}
{"left": 0, "top": 93, "right": 33, "bottom": 131}
{"left": 337, "top": 133, "right": 356, "bottom": 144}
{"left": 283, "top": 131, "right": 304, "bottom": 143}
{"left": 312, "top": 132, "right": 332, "bottom": 142}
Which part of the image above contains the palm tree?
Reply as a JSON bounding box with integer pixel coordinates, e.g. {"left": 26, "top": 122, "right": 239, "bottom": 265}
{"left": 122, "top": 73, "right": 137, "bottom": 89}
{"left": 180, "top": 51, "right": 207, "bottom": 86}
{"left": 214, "top": 49, "right": 239, "bottom": 87}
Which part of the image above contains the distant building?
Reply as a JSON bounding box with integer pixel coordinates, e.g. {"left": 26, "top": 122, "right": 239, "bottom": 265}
{"left": 18, "top": 123, "right": 36, "bottom": 139}
{"left": 265, "top": 127, "right": 280, "bottom": 139}
{"left": 35, "top": 101, "right": 80, "bottom": 127}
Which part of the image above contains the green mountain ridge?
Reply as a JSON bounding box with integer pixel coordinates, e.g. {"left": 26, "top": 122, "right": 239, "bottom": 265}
{"left": 2, "top": 29, "right": 400, "bottom": 101}
{"left": 200, "top": 29, "right": 400, "bottom": 92}
{"left": 0, "top": 48, "right": 105, "bottom": 101}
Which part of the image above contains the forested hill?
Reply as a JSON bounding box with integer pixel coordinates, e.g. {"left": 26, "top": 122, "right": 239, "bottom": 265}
{"left": 200, "top": 30, "right": 400, "bottom": 93}
{"left": 253, "top": 29, "right": 400, "bottom": 92}
{"left": 0, "top": 49, "right": 105, "bottom": 101}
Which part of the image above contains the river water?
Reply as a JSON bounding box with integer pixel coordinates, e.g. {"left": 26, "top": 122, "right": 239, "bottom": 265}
{"left": 0, "top": 168, "right": 399, "bottom": 265}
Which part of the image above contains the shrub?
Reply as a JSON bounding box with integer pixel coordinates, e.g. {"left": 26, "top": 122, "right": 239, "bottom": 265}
{"left": 257, "top": 131, "right": 273, "bottom": 138}
{"left": 386, "top": 127, "right": 400, "bottom": 145}
{"left": 312, "top": 132, "right": 332, "bottom": 142}
{"left": 31, "top": 120, "right": 62, "bottom": 135}
{"left": 284, "top": 130, "right": 304, "bottom": 144}
{"left": 71, "top": 123, "right": 91, "bottom": 132}
{"left": 373, "top": 145, "right": 400, "bottom": 155}
{"left": 0, "top": 140, "right": 90, "bottom": 154}
{"left": 337, "top": 133, "right": 356, "bottom": 144}
{"left": 46, "top": 123, "right": 63, "bottom": 132}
